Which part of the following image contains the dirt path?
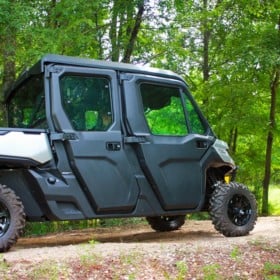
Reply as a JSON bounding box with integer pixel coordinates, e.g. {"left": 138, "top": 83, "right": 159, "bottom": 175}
{"left": 2, "top": 216, "right": 280, "bottom": 279}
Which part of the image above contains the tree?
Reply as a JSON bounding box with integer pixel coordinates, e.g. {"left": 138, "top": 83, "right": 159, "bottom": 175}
{"left": 232, "top": 2, "right": 280, "bottom": 214}
{"left": 0, "top": 0, "right": 32, "bottom": 123}
{"left": 109, "top": 0, "right": 146, "bottom": 62}
{"left": 150, "top": 1, "right": 279, "bottom": 213}
{"left": 262, "top": 13, "right": 280, "bottom": 214}
{"left": 0, "top": 0, "right": 279, "bottom": 214}
{"left": 1, "top": 0, "right": 16, "bottom": 93}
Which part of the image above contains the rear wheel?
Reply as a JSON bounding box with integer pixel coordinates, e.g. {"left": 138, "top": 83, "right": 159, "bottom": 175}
{"left": 146, "top": 215, "right": 185, "bottom": 232}
{"left": 209, "top": 182, "right": 257, "bottom": 237}
{"left": 0, "top": 184, "right": 26, "bottom": 252}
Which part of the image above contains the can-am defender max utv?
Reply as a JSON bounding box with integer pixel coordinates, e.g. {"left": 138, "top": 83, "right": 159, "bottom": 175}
{"left": 0, "top": 54, "right": 257, "bottom": 252}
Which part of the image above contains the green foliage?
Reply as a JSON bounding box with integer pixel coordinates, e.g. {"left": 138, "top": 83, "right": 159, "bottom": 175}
{"left": 202, "top": 264, "right": 221, "bottom": 280}
{"left": 145, "top": 96, "right": 187, "bottom": 136}
{"left": 268, "top": 185, "right": 280, "bottom": 215}
{"left": 98, "top": 217, "right": 146, "bottom": 228}
{"left": 0, "top": 255, "right": 9, "bottom": 275}
{"left": 23, "top": 220, "right": 99, "bottom": 237}
{"left": 263, "top": 262, "right": 280, "bottom": 280}
{"left": 23, "top": 218, "right": 146, "bottom": 237}
{"left": 175, "top": 260, "right": 188, "bottom": 280}
{"left": 79, "top": 247, "right": 100, "bottom": 269}
{"left": 166, "top": 1, "right": 280, "bottom": 213}
{"left": 27, "top": 260, "right": 69, "bottom": 280}
{"left": 187, "top": 212, "right": 210, "bottom": 220}
{"left": 230, "top": 246, "right": 241, "bottom": 261}
{"left": 0, "top": 0, "right": 279, "bottom": 216}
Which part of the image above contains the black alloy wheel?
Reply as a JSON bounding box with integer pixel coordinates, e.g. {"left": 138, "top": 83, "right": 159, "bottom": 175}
{"left": 0, "top": 203, "right": 10, "bottom": 237}
{"left": 227, "top": 194, "right": 252, "bottom": 226}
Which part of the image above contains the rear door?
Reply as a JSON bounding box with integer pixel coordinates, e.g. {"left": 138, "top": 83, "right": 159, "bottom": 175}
{"left": 122, "top": 74, "right": 214, "bottom": 210}
{"left": 49, "top": 66, "right": 139, "bottom": 213}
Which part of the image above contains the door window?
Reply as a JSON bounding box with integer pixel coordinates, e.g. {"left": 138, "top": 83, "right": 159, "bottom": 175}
{"left": 183, "top": 90, "right": 206, "bottom": 134}
{"left": 140, "top": 83, "right": 206, "bottom": 136}
{"left": 140, "top": 83, "right": 188, "bottom": 136}
{"left": 60, "top": 75, "right": 112, "bottom": 131}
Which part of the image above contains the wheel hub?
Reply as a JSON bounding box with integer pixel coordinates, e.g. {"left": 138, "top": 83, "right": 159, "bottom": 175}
{"left": 0, "top": 205, "right": 10, "bottom": 237}
{"left": 228, "top": 194, "right": 252, "bottom": 226}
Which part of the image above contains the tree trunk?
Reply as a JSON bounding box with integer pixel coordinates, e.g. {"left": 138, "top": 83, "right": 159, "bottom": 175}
{"left": 109, "top": 0, "right": 120, "bottom": 61}
{"left": 0, "top": 0, "right": 17, "bottom": 125}
{"left": 262, "top": 16, "right": 280, "bottom": 215}
{"left": 202, "top": 0, "right": 210, "bottom": 82}
{"left": 1, "top": 4, "right": 16, "bottom": 95}
{"left": 262, "top": 69, "right": 279, "bottom": 215}
{"left": 1, "top": 34, "right": 16, "bottom": 126}
{"left": 228, "top": 127, "right": 238, "bottom": 154}
{"left": 122, "top": 1, "right": 145, "bottom": 63}
{"left": 2, "top": 48, "right": 16, "bottom": 95}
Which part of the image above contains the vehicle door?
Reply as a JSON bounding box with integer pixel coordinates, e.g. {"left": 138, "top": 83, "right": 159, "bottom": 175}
{"left": 49, "top": 66, "right": 139, "bottom": 213}
{"left": 122, "top": 74, "right": 214, "bottom": 210}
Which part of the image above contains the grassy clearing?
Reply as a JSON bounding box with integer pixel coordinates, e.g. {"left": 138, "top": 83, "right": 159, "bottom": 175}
{"left": 263, "top": 262, "right": 280, "bottom": 280}
{"left": 0, "top": 256, "right": 10, "bottom": 280}
{"left": 26, "top": 261, "right": 69, "bottom": 280}
{"left": 4, "top": 240, "right": 279, "bottom": 280}
{"left": 269, "top": 185, "right": 280, "bottom": 215}
{"left": 23, "top": 217, "right": 146, "bottom": 237}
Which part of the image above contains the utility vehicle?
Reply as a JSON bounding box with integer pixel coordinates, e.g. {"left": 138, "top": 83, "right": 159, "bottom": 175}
{"left": 0, "top": 54, "right": 257, "bottom": 252}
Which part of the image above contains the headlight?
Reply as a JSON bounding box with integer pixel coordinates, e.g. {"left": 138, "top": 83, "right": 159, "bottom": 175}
{"left": 213, "top": 139, "right": 235, "bottom": 165}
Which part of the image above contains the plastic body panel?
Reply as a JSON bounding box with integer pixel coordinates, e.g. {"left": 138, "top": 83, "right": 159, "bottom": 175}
{"left": 0, "top": 130, "right": 53, "bottom": 166}
{"left": 122, "top": 74, "right": 215, "bottom": 210}
{"left": 49, "top": 66, "right": 141, "bottom": 214}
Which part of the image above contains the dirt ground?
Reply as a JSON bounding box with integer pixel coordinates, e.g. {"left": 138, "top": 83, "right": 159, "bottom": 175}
{"left": 1, "top": 216, "right": 280, "bottom": 279}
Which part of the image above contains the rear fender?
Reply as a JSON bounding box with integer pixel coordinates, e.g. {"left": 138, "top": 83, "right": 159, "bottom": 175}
{"left": 0, "top": 169, "right": 45, "bottom": 221}
{"left": 0, "top": 130, "right": 53, "bottom": 167}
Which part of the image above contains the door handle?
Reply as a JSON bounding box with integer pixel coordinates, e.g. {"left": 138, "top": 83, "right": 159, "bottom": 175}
{"left": 106, "top": 142, "right": 121, "bottom": 151}
{"left": 196, "top": 140, "right": 208, "bottom": 149}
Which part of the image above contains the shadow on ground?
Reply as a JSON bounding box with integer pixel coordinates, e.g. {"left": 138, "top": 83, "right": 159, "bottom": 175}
{"left": 16, "top": 221, "right": 220, "bottom": 248}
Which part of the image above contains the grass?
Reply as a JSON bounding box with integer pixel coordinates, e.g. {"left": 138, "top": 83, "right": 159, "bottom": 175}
{"left": 2, "top": 238, "right": 280, "bottom": 279}
{"left": 202, "top": 264, "right": 221, "bottom": 280}
{"left": 230, "top": 246, "right": 242, "bottom": 261}
{"left": 23, "top": 218, "right": 146, "bottom": 237}
{"left": 26, "top": 260, "right": 69, "bottom": 280}
{"left": 269, "top": 185, "right": 280, "bottom": 215}
{"left": 23, "top": 219, "right": 100, "bottom": 237}
{"left": 263, "top": 262, "right": 280, "bottom": 280}
{"left": 175, "top": 261, "right": 188, "bottom": 280}
{"left": 0, "top": 256, "right": 10, "bottom": 279}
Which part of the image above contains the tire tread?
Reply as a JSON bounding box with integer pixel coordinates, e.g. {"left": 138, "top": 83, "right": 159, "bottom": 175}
{"left": 0, "top": 184, "right": 26, "bottom": 252}
{"left": 209, "top": 182, "right": 257, "bottom": 237}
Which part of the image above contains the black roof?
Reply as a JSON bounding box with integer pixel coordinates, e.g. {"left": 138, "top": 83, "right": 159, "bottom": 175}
{"left": 6, "top": 54, "right": 185, "bottom": 99}
{"left": 40, "top": 54, "right": 183, "bottom": 79}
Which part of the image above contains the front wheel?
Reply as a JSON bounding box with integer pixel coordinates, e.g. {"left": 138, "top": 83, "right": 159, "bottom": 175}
{"left": 146, "top": 215, "right": 185, "bottom": 232}
{"left": 209, "top": 182, "right": 257, "bottom": 237}
{"left": 0, "top": 184, "right": 26, "bottom": 252}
